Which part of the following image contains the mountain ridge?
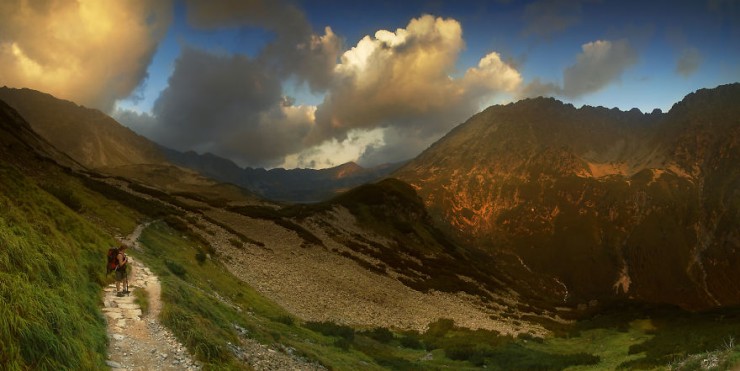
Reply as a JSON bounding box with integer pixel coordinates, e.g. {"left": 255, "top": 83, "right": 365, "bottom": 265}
{"left": 0, "top": 86, "right": 399, "bottom": 203}
{"left": 394, "top": 83, "right": 740, "bottom": 311}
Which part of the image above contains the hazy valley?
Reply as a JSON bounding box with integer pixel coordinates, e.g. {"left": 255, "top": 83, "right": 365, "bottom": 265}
{"left": 1, "top": 84, "right": 739, "bottom": 370}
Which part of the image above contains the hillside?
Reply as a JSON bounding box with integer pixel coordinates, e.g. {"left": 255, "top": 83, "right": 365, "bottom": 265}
{"left": 0, "top": 87, "right": 166, "bottom": 169}
{"left": 394, "top": 83, "right": 740, "bottom": 311}
{"left": 4, "top": 89, "right": 740, "bottom": 369}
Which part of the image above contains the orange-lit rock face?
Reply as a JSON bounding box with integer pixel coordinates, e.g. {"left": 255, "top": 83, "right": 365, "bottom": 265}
{"left": 395, "top": 85, "right": 740, "bottom": 311}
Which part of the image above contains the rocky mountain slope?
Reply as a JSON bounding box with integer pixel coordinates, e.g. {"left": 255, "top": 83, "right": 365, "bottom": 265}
{"left": 394, "top": 83, "right": 740, "bottom": 311}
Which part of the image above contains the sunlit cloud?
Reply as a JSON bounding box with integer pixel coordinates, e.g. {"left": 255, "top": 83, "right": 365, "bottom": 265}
{"left": 309, "top": 15, "right": 521, "bottom": 161}
{"left": 0, "top": 0, "right": 172, "bottom": 112}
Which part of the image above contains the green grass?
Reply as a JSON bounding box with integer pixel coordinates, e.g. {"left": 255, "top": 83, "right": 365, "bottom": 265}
{"left": 133, "top": 287, "right": 150, "bottom": 316}
{"left": 133, "top": 220, "right": 608, "bottom": 370}
{"left": 135, "top": 221, "right": 379, "bottom": 369}
{"left": 0, "top": 165, "right": 120, "bottom": 370}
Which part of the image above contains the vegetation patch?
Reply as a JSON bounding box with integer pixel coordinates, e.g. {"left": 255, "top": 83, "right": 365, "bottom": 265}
{"left": 133, "top": 287, "right": 150, "bottom": 316}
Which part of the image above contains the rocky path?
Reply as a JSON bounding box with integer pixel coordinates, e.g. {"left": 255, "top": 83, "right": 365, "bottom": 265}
{"left": 103, "top": 225, "right": 200, "bottom": 371}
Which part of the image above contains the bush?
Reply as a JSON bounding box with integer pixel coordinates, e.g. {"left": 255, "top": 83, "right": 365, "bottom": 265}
{"left": 165, "top": 259, "right": 187, "bottom": 277}
{"left": 273, "top": 315, "right": 294, "bottom": 326}
{"left": 41, "top": 184, "right": 83, "bottom": 212}
{"left": 362, "top": 327, "right": 394, "bottom": 343}
{"left": 399, "top": 334, "right": 424, "bottom": 349}
{"left": 305, "top": 321, "right": 355, "bottom": 341}
{"left": 334, "top": 338, "right": 351, "bottom": 351}
{"left": 195, "top": 251, "right": 207, "bottom": 264}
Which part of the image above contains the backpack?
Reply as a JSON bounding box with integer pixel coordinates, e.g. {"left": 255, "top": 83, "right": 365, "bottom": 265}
{"left": 106, "top": 247, "right": 120, "bottom": 274}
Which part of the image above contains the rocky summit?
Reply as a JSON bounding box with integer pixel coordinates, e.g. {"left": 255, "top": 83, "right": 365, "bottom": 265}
{"left": 394, "top": 83, "right": 740, "bottom": 311}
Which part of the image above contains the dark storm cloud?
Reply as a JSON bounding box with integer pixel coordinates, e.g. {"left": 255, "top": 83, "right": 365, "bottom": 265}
{"left": 183, "top": 0, "right": 341, "bottom": 91}
{"left": 129, "top": 47, "right": 313, "bottom": 167}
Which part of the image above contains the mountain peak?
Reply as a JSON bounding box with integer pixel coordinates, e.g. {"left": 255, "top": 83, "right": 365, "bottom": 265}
{"left": 332, "top": 161, "right": 364, "bottom": 178}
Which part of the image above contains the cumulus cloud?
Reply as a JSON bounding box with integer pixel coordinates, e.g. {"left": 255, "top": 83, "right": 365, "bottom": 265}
{"left": 308, "top": 15, "right": 521, "bottom": 149}
{"left": 0, "top": 0, "right": 172, "bottom": 112}
{"left": 675, "top": 47, "right": 703, "bottom": 77}
{"left": 521, "top": 39, "right": 637, "bottom": 99}
{"left": 183, "top": 0, "right": 341, "bottom": 91}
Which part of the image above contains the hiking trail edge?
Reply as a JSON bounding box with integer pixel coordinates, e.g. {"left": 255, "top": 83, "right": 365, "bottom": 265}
{"left": 102, "top": 223, "right": 200, "bottom": 370}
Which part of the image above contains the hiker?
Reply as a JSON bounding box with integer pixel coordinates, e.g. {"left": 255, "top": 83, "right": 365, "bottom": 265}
{"left": 115, "top": 244, "right": 129, "bottom": 297}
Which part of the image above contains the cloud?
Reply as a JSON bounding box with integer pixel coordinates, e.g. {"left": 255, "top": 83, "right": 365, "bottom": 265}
{"left": 116, "top": 47, "right": 312, "bottom": 167}
{"left": 521, "top": 39, "right": 638, "bottom": 99}
{"left": 562, "top": 39, "right": 638, "bottom": 97}
{"left": 0, "top": 0, "right": 172, "bottom": 112}
{"left": 183, "top": 0, "right": 341, "bottom": 91}
{"left": 675, "top": 47, "right": 703, "bottom": 77}
{"left": 308, "top": 15, "right": 521, "bottom": 148}
{"left": 280, "top": 128, "right": 385, "bottom": 169}
{"left": 522, "top": 0, "right": 596, "bottom": 39}
{"left": 118, "top": 14, "right": 522, "bottom": 169}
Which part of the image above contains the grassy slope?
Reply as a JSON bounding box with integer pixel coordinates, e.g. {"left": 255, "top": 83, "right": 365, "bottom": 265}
{"left": 0, "top": 164, "right": 139, "bottom": 369}
{"left": 2, "top": 160, "right": 738, "bottom": 370}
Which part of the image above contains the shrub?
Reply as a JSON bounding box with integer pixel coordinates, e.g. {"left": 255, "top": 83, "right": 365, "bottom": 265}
{"left": 195, "top": 251, "right": 207, "bottom": 264}
{"left": 334, "top": 338, "right": 351, "bottom": 351}
{"left": 399, "top": 334, "right": 424, "bottom": 349}
{"left": 273, "top": 315, "right": 294, "bottom": 326}
{"left": 362, "top": 327, "right": 394, "bottom": 343}
{"left": 41, "top": 184, "right": 83, "bottom": 212}
{"left": 305, "top": 321, "right": 355, "bottom": 341}
{"left": 165, "top": 259, "right": 187, "bottom": 277}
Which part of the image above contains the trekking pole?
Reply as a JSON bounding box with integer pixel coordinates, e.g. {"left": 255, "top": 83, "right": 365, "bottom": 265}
{"left": 125, "top": 265, "right": 129, "bottom": 296}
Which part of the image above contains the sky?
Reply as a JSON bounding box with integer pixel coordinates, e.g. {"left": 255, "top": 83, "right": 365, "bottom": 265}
{"left": 1, "top": 0, "right": 738, "bottom": 169}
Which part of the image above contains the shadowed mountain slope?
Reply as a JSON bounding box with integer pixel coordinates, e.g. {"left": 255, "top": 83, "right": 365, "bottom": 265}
{"left": 394, "top": 83, "right": 740, "bottom": 311}
{"left": 0, "top": 87, "right": 166, "bottom": 169}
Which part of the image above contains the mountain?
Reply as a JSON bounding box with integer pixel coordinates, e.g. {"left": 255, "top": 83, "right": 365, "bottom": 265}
{"left": 0, "top": 87, "right": 396, "bottom": 203}
{"left": 0, "top": 99, "right": 83, "bottom": 170}
{"left": 394, "top": 83, "right": 740, "bottom": 311}
{"left": 0, "top": 87, "right": 166, "bottom": 169}
{"left": 162, "top": 147, "right": 405, "bottom": 202}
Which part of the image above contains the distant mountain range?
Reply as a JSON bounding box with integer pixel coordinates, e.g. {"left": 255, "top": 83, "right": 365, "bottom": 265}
{"left": 162, "top": 148, "right": 405, "bottom": 202}
{"left": 0, "top": 87, "right": 398, "bottom": 203}
{"left": 395, "top": 83, "right": 740, "bottom": 311}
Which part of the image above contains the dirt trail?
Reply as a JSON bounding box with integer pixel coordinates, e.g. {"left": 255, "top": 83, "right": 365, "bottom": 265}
{"left": 103, "top": 224, "right": 200, "bottom": 371}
